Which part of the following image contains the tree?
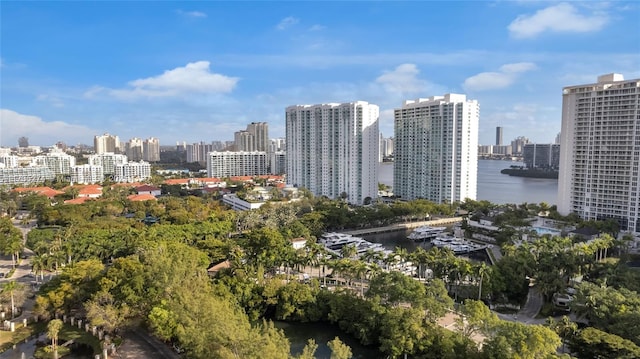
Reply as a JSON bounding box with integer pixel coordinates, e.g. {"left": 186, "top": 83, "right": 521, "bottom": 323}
{"left": 456, "top": 299, "right": 499, "bottom": 339}
{"left": 570, "top": 327, "right": 640, "bottom": 359}
{"left": 482, "top": 321, "right": 560, "bottom": 359}
{"left": 47, "top": 319, "right": 64, "bottom": 359}
{"left": 298, "top": 339, "right": 318, "bottom": 359}
{"left": 2, "top": 280, "right": 24, "bottom": 318}
{"left": 328, "top": 337, "right": 352, "bottom": 359}
{"left": 546, "top": 316, "right": 577, "bottom": 353}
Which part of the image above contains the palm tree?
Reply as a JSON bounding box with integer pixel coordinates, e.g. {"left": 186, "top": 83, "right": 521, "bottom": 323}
{"left": 31, "top": 253, "right": 48, "bottom": 283}
{"left": 2, "top": 281, "right": 23, "bottom": 319}
{"left": 475, "top": 262, "right": 489, "bottom": 301}
{"left": 47, "top": 319, "right": 64, "bottom": 359}
{"left": 340, "top": 244, "right": 357, "bottom": 260}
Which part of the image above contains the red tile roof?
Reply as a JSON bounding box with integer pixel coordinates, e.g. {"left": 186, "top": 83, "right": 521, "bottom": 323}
{"left": 64, "top": 197, "right": 94, "bottom": 205}
{"left": 77, "top": 185, "right": 103, "bottom": 197}
{"left": 135, "top": 185, "right": 161, "bottom": 192}
{"left": 12, "top": 187, "right": 64, "bottom": 198}
{"left": 127, "top": 194, "right": 157, "bottom": 202}
{"left": 164, "top": 179, "right": 190, "bottom": 185}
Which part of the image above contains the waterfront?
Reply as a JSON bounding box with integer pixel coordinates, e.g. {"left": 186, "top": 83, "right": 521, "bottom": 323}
{"left": 379, "top": 159, "right": 558, "bottom": 206}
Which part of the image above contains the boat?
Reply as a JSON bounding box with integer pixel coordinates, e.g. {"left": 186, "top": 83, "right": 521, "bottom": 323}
{"left": 431, "top": 235, "right": 488, "bottom": 254}
{"left": 407, "top": 225, "right": 447, "bottom": 241}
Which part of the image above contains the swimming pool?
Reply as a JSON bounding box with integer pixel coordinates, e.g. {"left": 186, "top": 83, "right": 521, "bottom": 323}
{"left": 532, "top": 226, "right": 561, "bottom": 236}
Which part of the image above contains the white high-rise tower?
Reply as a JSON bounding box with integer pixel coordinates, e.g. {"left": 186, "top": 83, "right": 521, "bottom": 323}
{"left": 394, "top": 94, "right": 479, "bottom": 203}
{"left": 558, "top": 74, "right": 640, "bottom": 234}
{"left": 286, "top": 101, "right": 379, "bottom": 204}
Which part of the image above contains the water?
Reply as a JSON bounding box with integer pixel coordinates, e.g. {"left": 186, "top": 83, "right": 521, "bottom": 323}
{"left": 277, "top": 321, "right": 384, "bottom": 359}
{"left": 378, "top": 159, "right": 558, "bottom": 205}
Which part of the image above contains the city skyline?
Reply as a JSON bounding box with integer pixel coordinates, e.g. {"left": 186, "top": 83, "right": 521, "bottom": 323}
{"left": 1, "top": 2, "right": 639, "bottom": 146}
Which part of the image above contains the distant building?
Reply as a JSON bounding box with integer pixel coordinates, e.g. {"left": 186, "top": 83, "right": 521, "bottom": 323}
{"left": 33, "top": 152, "right": 76, "bottom": 176}
{"left": 286, "top": 101, "right": 379, "bottom": 205}
{"left": 269, "top": 151, "right": 286, "bottom": 175}
{"left": 88, "top": 153, "right": 128, "bottom": 176}
{"left": 269, "top": 138, "right": 286, "bottom": 153}
{"left": 186, "top": 142, "right": 215, "bottom": 165}
{"left": 114, "top": 161, "right": 151, "bottom": 183}
{"left": 511, "top": 136, "right": 529, "bottom": 155}
{"left": 126, "top": 138, "right": 144, "bottom": 161}
{"left": 0, "top": 155, "right": 18, "bottom": 168}
{"left": 0, "top": 166, "right": 55, "bottom": 185}
{"left": 394, "top": 94, "right": 478, "bottom": 203}
{"left": 143, "top": 137, "right": 160, "bottom": 162}
{"left": 558, "top": 73, "right": 640, "bottom": 234}
{"left": 18, "top": 137, "right": 29, "bottom": 148}
{"left": 478, "top": 145, "right": 493, "bottom": 156}
{"left": 235, "top": 122, "right": 269, "bottom": 152}
{"left": 206, "top": 151, "right": 268, "bottom": 178}
{"left": 94, "top": 133, "right": 121, "bottom": 154}
{"left": 496, "top": 127, "right": 503, "bottom": 146}
{"left": 379, "top": 135, "right": 394, "bottom": 161}
{"left": 492, "top": 145, "right": 513, "bottom": 156}
{"left": 523, "top": 143, "right": 560, "bottom": 169}
{"left": 70, "top": 164, "right": 104, "bottom": 184}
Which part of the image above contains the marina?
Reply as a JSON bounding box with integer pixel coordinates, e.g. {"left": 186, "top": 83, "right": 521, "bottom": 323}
{"left": 407, "top": 225, "right": 447, "bottom": 241}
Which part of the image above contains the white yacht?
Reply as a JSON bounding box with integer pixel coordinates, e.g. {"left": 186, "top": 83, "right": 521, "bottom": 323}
{"left": 407, "top": 225, "right": 447, "bottom": 241}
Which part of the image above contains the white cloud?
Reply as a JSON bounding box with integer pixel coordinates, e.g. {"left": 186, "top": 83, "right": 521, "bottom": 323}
{"left": 176, "top": 10, "right": 207, "bottom": 18}
{"left": 309, "top": 24, "right": 326, "bottom": 31}
{"left": 90, "top": 61, "right": 239, "bottom": 100}
{"left": 0, "top": 109, "right": 96, "bottom": 146}
{"left": 36, "top": 94, "right": 65, "bottom": 108}
{"left": 463, "top": 62, "right": 536, "bottom": 91}
{"left": 508, "top": 3, "right": 608, "bottom": 39}
{"left": 277, "top": 16, "right": 299, "bottom": 30}
{"left": 376, "top": 64, "right": 428, "bottom": 94}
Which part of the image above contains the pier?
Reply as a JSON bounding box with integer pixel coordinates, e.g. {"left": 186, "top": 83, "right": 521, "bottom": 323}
{"left": 342, "top": 217, "right": 463, "bottom": 236}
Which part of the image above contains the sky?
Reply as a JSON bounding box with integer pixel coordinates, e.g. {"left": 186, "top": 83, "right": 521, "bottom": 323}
{"left": 1, "top": 1, "right": 639, "bottom": 147}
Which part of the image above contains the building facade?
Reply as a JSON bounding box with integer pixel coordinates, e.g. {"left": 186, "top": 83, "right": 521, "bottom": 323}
{"left": 33, "top": 152, "right": 76, "bottom": 176}
{"left": 286, "top": 101, "right": 379, "bottom": 204}
{"left": 114, "top": 161, "right": 152, "bottom": 183}
{"left": 126, "top": 137, "right": 144, "bottom": 162}
{"left": 70, "top": 165, "right": 104, "bottom": 184}
{"left": 206, "top": 151, "right": 268, "bottom": 178}
{"left": 0, "top": 166, "right": 55, "bottom": 185}
{"left": 394, "top": 94, "right": 479, "bottom": 203}
{"left": 523, "top": 143, "right": 560, "bottom": 169}
{"left": 496, "top": 126, "right": 503, "bottom": 146}
{"left": 94, "top": 133, "right": 120, "bottom": 154}
{"left": 558, "top": 74, "right": 640, "bottom": 234}
{"left": 88, "top": 153, "right": 128, "bottom": 176}
{"left": 143, "top": 137, "right": 160, "bottom": 162}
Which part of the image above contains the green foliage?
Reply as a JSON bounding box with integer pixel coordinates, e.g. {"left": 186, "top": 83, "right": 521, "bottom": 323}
{"left": 482, "top": 321, "right": 560, "bottom": 359}
{"left": 328, "top": 336, "right": 353, "bottom": 359}
{"left": 570, "top": 327, "right": 640, "bottom": 359}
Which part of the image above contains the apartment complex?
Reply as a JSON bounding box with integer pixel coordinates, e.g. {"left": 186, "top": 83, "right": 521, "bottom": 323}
{"left": 558, "top": 74, "right": 640, "bottom": 234}
{"left": 94, "top": 133, "right": 121, "bottom": 154}
{"left": 234, "top": 122, "right": 269, "bottom": 152}
{"left": 286, "top": 101, "right": 379, "bottom": 204}
{"left": 394, "top": 94, "right": 479, "bottom": 203}
{"left": 143, "top": 137, "right": 160, "bottom": 162}
{"left": 206, "top": 151, "right": 268, "bottom": 178}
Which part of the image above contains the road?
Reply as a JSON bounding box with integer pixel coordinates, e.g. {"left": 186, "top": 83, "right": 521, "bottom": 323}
{"left": 112, "top": 329, "right": 180, "bottom": 359}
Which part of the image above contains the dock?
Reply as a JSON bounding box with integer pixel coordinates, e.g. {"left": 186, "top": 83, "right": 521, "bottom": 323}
{"left": 342, "top": 217, "right": 463, "bottom": 236}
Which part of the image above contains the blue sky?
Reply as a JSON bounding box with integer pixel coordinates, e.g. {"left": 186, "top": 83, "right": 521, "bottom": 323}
{"left": 1, "top": 1, "right": 639, "bottom": 147}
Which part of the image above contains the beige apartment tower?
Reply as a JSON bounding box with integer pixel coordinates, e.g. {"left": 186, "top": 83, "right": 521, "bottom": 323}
{"left": 558, "top": 74, "right": 640, "bottom": 234}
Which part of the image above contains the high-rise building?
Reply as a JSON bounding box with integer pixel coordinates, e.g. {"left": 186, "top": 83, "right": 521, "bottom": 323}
{"left": 511, "top": 136, "right": 529, "bottom": 155}
{"left": 394, "top": 94, "right": 479, "bottom": 203}
{"left": 126, "top": 138, "right": 144, "bottom": 161}
{"left": 523, "top": 144, "right": 560, "bottom": 169}
{"left": 234, "top": 122, "right": 269, "bottom": 152}
{"left": 94, "top": 134, "right": 120, "bottom": 154}
{"left": 247, "top": 122, "right": 269, "bottom": 152}
{"left": 558, "top": 74, "right": 640, "bottom": 234}
{"left": 379, "top": 135, "right": 394, "bottom": 161}
{"left": 269, "top": 151, "right": 286, "bottom": 175}
{"left": 18, "top": 137, "right": 29, "bottom": 148}
{"left": 286, "top": 101, "right": 379, "bottom": 204}
{"left": 186, "top": 142, "right": 215, "bottom": 165}
{"left": 143, "top": 137, "right": 160, "bottom": 162}
{"left": 496, "top": 127, "right": 503, "bottom": 146}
